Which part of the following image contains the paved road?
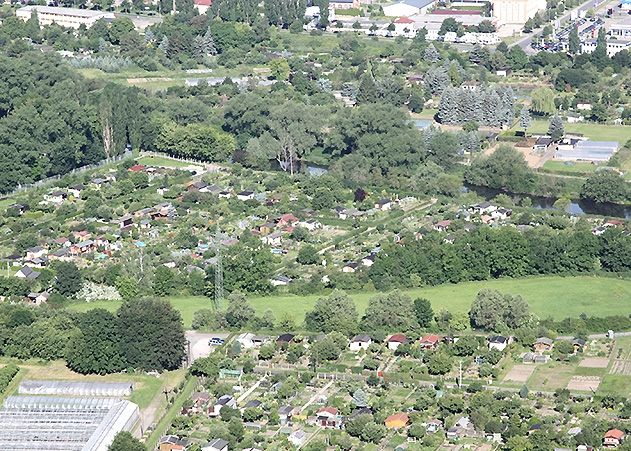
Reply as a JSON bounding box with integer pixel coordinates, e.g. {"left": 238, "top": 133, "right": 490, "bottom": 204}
{"left": 513, "top": 0, "right": 598, "bottom": 52}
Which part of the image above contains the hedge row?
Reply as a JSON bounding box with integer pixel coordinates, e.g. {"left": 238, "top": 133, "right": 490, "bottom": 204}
{"left": 0, "top": 364, "right": 19, "bottom": 394}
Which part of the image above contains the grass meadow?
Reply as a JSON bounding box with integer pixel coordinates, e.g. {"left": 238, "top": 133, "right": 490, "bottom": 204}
{"left": 512, "top": 120, "right": 631, "bottom": 143}
{"left": 68, "top": 275, "right": 631, "bottom": 329}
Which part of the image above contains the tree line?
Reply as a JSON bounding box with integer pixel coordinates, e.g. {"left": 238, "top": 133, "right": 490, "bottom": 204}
{"left": 438, "top": 86, "right": 514, "bottom": 127}
{"left": 0, "top": 299, "right": 186, "bottom": 374}
{"left": 369, "top": 226, "right": 631, "bottom": 290}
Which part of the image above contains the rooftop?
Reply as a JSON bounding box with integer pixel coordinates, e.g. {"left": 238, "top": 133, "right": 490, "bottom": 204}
{"left": 0, "top": 396, "right": 139, "bottom": 451}
{"left": 17, "top": 5, "right": 113, "bottom": 18}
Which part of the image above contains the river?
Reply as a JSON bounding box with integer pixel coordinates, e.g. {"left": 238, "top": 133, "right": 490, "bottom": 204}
{"left": 301, "top": 162, "right": 630, "bottom": 218}
{"left": 464, "top": 184, "right": 631, "bottom": 219}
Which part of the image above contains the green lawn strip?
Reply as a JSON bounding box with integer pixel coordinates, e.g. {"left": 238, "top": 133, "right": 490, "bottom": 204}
{"left": 597, "top": 374, "right": 631, "bottom": 396}
{"left": 514, "top": 120, "right": 631, "bottom": 143}
{"left": 146, "top": 375, "right": 198, "bottom": 450}
{"left": 541, "top": 160, "right": 598, "bottom": 175}
{"left": 573, "top": 366, "right": 607, "bottom": 377}
{"left": 67, "top": 275, "right": 631, "bottom": 328}
{"left": 130, "top": 375, "right": 168, "bottom": 409}
{"left": 136, "top": 155, "right": 196, "bottom": 168}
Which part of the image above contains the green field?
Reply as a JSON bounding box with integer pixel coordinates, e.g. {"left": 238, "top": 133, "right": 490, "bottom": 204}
{"left": 137, "top": 155, "right": 197, "bottom": 168}
{"left": 513, "top": 120, "right": 631, "bottom": 143}
{"left": 68, "top": 276, "right": 631, "bottom": 328}
{"left": 542, "top": 160, "right": 598, "bottom": 174}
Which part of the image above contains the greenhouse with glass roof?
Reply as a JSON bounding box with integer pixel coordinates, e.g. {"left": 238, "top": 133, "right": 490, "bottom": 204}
{"left": 0, "top": 391, "right": 139, "bottom": 450}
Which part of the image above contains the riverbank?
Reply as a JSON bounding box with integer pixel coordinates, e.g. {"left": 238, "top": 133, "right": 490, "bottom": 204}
{"left": 464, "top": 183, "right": 631, "bottom": 219}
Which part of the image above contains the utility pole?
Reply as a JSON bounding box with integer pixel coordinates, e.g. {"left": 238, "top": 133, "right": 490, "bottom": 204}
{"left": 458, "top": 360, "right": 463, "bottom": 389}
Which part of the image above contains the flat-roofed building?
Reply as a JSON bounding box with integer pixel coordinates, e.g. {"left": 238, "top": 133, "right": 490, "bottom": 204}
{"left": 555, "top": 140, "right": 619, "bottom": 162}
{"left": 492, "top": 0, "right": 546, "bottom": 26}
{"left": 610, "top": 21, "right": 631, "bottom": 39}
{"left": 16, "top": 5, "right": 115, "bottom": 29}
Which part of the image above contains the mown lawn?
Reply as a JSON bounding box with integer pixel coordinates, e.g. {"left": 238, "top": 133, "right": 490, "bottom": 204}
{"left": 68, "top": 275, "right": 631, "bottom": 328}
{"left": 527, "top": 361, "right": 576, "bottom": 391}
{"left": 542, "top": 160, "right": 598, "bottom": 174}
{"left": 512, "top": 120, "right": 631, "bottom": 143}
{"left": 137, "top": 155, "right": 197, "bottom": 168}
{"left": 598, "top": 375, "right": 631, "bottom": 396}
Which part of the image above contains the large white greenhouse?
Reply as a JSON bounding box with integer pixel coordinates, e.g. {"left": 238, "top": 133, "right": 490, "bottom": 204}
{"left": 0, "top": 393, "right": 140, "bottom": 450}
{"left": 19, "top": 381, "right": 133, "bottom": 397}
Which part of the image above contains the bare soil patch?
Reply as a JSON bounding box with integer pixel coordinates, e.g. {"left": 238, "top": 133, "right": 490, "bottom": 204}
{"left": 567, "top": 376, "right": 601, "bottom": 391}
{"left": 503, "top": 364, "right": 535, "bottom": 383}
{"left": 579, "top": 357, "right": 610, "bottom": 368}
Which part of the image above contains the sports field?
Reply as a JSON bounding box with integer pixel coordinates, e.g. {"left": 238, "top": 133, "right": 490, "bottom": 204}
{"left": 68, "top": 275, "right": 631, "bottom": 329}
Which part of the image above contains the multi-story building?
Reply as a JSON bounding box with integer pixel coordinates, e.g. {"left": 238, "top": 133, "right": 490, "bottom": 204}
{"left": 16, "top": 6, "right": 115, "bottom": 29}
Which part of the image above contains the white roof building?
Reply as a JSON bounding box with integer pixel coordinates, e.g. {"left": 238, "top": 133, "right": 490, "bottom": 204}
{"left": 555, "top": 140, "right": 619, "bottom": 162}
{"left": 383, "top": 0, "right": 436, "bottom": 17}
{"left": 16, "top": 6, "right": 115, "bottom": 29}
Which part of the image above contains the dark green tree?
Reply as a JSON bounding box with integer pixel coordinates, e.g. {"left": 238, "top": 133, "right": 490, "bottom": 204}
{"left": 108, "top": 432, "right": 145, "bottom": 451}
{"left": 225, "top": 291, "right": 255, "bottom": 329}
{"left": 568, "top": 26, "right": 580, "bottom": 54}
{"left": 547, "top": 115, "right": 564, "bottom": 141}
{"left": 356, "top": 71, "right": 378, "bottom": 104}
{"left": 54, "top": 261, "right": 83, "bottom": 297}
{"left": 117, "top": 299, "right": 186, "bottom": 371}
{"left": 413, "top": 297, "right": 434, "bottom": 328}
{"left": 305, "top": 291, "right": 358, "bottom": 335}
{"left": 581, "top": 170, "right": 628, "bottom": 203}
{"left": 66, "top": 309, "right": 125, "bottom": 375}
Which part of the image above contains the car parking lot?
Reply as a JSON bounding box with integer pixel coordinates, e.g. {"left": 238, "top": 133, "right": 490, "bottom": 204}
{"left": 185, "top": 331, "right": 230, "bottom": 364}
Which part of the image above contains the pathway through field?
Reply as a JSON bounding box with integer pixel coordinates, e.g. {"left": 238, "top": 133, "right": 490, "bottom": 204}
{"left": 300, "top": 379, "right": 334, "bottom": 413}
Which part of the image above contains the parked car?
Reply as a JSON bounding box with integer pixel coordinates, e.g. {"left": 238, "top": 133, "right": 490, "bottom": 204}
{"left": 209, "top": 337, "right": 225, "bottom": 345}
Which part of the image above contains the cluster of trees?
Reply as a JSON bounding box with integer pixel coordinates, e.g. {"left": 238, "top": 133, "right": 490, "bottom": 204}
{"left": 154, "top": 122, "right": 235, "bottom": 162}
{"left": 465, "top": 146, "right": 536, "bottom": 194}
{"left": 0, "top": 51, "right": 152, "bottom": 193}
{"left": 0, "top": 299, "right": 185, "bottom": 374}
{"left": 303, "top": 291, "right": 463, "bottom": 339}
{"left": 438, "top": 86, "right": 515, "bottom": 127}
{"left": 224, "top": 89, "right": 465, "bottom": 185}
{"left": 469, "top": 290, "right": 530, "bottom": 331}
{"left": 580, "top": 170, "right": 630, "bottom": 204}
{"left": 369, "top": 226, "right": 631, "bottom": 290}
{"left": 108, "top": 432, "right": 145, "bottom": 451}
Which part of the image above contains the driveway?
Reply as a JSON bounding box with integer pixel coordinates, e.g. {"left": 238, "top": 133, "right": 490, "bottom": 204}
{"left": 185, "top": 331, "right": 230, "bottom": 365}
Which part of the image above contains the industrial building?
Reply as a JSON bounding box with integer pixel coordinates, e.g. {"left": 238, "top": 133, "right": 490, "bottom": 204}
{"left": 555, "top": 140, "right": 619, "bottom": 162}
{"left": 491, "top": 0, "right": 546, "bottom": 26}
{"left": 383, "top": 0, "right": 436, "bottom": 17}
{"left": 0, "top": 382, "right": 140, "bottom": 451}
{"left": 16, "top": 6, "right": 115, "bottom": 29}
